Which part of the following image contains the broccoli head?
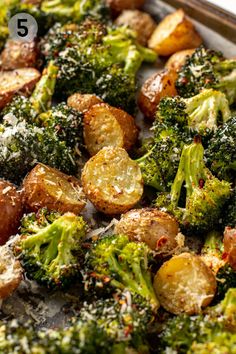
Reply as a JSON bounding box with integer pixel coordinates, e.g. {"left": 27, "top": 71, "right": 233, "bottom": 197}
{"left": 158, "top": 288, "right": 236, "bottom": 353}
{"left": 176, "top": 46, "right": 236, "bottom": 104}
{"left": 14, "top": 208, "right": 87, "bottom": 289}
{"left": 41, "top": 20, "right": 157, "bottom": 112}
{"left": 205, "top": 116, "right": 236, "bottom": 183}
{"left": 156, "top": 89, "right": 231, "bottom": 141}
{"left": 222, "top": 188, "right": 236, "bottom": 229}
{"left": 155, "top": 137, "right": 231, "bottom": 234}
{"left": 84, "top": 234, "right": 159, "bottom": 311}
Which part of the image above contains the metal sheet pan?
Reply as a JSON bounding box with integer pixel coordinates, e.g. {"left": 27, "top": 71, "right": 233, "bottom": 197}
{"left": 1, "top": 0, "right": 236, "bottom": 329}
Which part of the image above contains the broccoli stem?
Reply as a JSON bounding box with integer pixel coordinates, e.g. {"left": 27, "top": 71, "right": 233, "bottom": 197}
{"left": 30, "top": 61, "right": 58, "bottom": 115}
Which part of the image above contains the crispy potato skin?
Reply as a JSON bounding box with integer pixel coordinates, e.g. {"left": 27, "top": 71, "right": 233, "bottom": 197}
{"left": 165, "top": 49, "right": 195, "bottom": 73}
{"left": 83, "top": 103, "right": 139, "bottom": 156}
{"left": 148, "top": 9, "right": 202, "bottom": 56}
{"left": 138, "top": 69, "right": 177, "bottom": 120}
{"left": 81, "top": 147, "right": 143, "bottom": 215}
{"left": 0, "top": 180, "right": 23, "bottom": 245}
{"left": 106, "top": 0, "right": 145, "bottom": 15}
{"left": 223, "top": 227, "right": 236, "bottom": 271}
{"left": 22, "top": 164, "right": 86, "bottom": 215}
{"left": 0, "top": 68, "right": 41, "bottom": 109}
{"left": 115, "top": 208, "right": 179, "bottom": 254}
{"left": 67, "top": 93, "right": 103, "bottom": 113}
{"left": 0, "top": 40, "right": 38, "bottom": 71}
{"left": 115, "top": 10, "right": 156, "bottom": 45}
{"left": 0, "top": 246, "right": 22, "bottom": 300}
{"left": 154, "top": 252, "right": 216, "bottom": 315}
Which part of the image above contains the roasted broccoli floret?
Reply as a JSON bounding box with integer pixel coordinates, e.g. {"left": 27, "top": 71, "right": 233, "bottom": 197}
{"left": 176, "top": 46, "right": 236, "bottom": 104}
{"left": 1, "top": 61, "right": 58, "bottom": 122}
{"left": 14, "top": 208, "right": 87, "bottom": 289}
{"left": 222, "top": 188, "right": 236, "bottom": 229}
{"left": 158, "top": 288, "right": 236, "bottom": 353}
{"left": 84, "top": 234, "right": 159, "bottom": 311}
{"left": 201, "top": 230, "right": 236, "bottom": 301}
{"left": 155, "top": 137, "right": 231, "bottom": 234}
{"left": 157, "top": 89, "right": 231, "bottom": 140}
{"left": 0, "top": 117, "right": 77, "bottom": 184}
{"left": 41, "top": 20, "right": 157, "bottom": 112}
{"left": 80, "top": 292, "right": 152, "bottom": 353}
{"left": 189, "top": 331, "right": 236, "bottom": 354}
{"left": 205, "top": 116, "right": 236, "bottom": 183}
{"left": 37, "top": 102, "right": 83, "bottom": 150}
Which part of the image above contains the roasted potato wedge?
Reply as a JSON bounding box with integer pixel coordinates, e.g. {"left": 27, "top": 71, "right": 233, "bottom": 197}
{"left": 165, "top": 49, "right": 195, "bottom": 72}
{"left": 0, "top": 180, "right": 23, "bottom": 245}
{"left": 154, "top": 252, "right": 216, "bottom": 315}
{"left": 0, "top": 246, "right": 22, "bottom": 300}
{"left": 83, "top": 103, "right": 139, "bottom": 156}
{"left": 106, "top": 0, "right": 145, "bottom": 15}
{"left": 115, "top": 10, "right": 156, "bottom": 46}
{"left": 0, "top": 40, "right": 38, "bottom": 71}
{"left": 81, "top": 147, "right": 143, "bottom": 215}
{"left": 67, "top": 93, "right": 103, "bottom": 113}
{"left": 224, "top": 227, "right": 236, "bottom": 271}
{"left": 148, "top": 9, "right": 202, "bottom": 56}
{"left": 0, "top": 68, "right": 41, "bottom": 109}
{"left": 138, "top": 69, "right": 177, "bottom": 119}
{"left": 115, "top": 208, "right": 179, "bottom": 254}
{"left": 22, "top": 164, "right": 86, "bottom": 214}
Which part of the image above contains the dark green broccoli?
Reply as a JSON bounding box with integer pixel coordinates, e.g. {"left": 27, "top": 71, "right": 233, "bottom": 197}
{"left": 222, "top": 188, "right": 236, "bottom": 228}
{"left": 84, "top": 234, "right": 159, "bottom": 311}
{"left": 37, "top": 102, "right": 83, "bottom": 149}
{"left": 155, "top": 137, "right": 231, "bottom": 234}
{"left": 156, "top": 89, "right": 231, "bottom": 140}
{"left": 176, "top": 46, "right": 236, "bottom": 104}
{"left": 201, "top": 230, "right": 236, "bottom": 301}
{"left": 79, "top": 292, "right": 152, "bottom": 353}
{"left": 14, "top": 208, "right": 87, "bottom": 289}
{"left": 41, "top": 20, "right": 157, "bottom": 112}
{"left": 158, "top": 288, "right": 236, "bottom": 353}
{"left": 205, "top": 116, "right": 236, "bottom": 183}
{"left": 1, "top": 61, "right": 58, "bottom": 122}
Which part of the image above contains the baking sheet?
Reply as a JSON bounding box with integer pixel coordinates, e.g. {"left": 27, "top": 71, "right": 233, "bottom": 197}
{"left": 1, "top": 0, "right": 236, "bottom": 329}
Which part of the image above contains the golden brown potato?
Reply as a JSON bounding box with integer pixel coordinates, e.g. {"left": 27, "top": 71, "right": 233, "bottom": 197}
{"left": 81, "top": 147, "right": 143, "bottom": 215}
{"left": 165, "top": 49, "right": 195, "bottom": 72}
{"left": 224, "top": 227, "right": 236, "bottom": 271}
{"left": 154, "top": 252, "right": 216, "bottom": 315}
{"left": 22, "top": 164, "right": 86, "bottom": 215}
{"left": 106, "top": 0, "right": 145, "bottom": 15}
{"left": 115, "top": 10, "right": 156, "bottom": 46}
{"left": 138, "top": 69, "right": 177, "bottom": 120}
{"left": 148, "top": 9, "right": 202, "bottom": 56}
{"left": 0, "top": 180, "right": 23, "bottom": 246}
{"left": 0, "top": 40, "right": 38, "bottom": 71}
{"left": 115, "top": 208, "right": 179, "bottom": 254}
{"left": 0, "top": 68, "right": 41, "bottom": 109}
{"left": 83, "top": 103, "right": 139, "bottom": 156}
{"left": 0, "top": 246, "right": 22, "bottom": 300}
{"left": 67, "top": 93, "right": 103, "bottom": 113}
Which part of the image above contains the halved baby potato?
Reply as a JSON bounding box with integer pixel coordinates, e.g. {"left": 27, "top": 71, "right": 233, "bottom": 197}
{"left": 154, "top": 252, "right": 217, "bottom": 315}
{"left": 106, "top": 0, "right": 145, "bottom": 15}
{"left": 0, "top": 40, "right": 38, "bottom": 70}
{"left": 67, "top": 93, "right": 103, "bottom": 113}
{"left": 83, "top": 103, "right": 139, "bottom": 156}
{"left": 81, "top": 147, "right": 143, "bottom": 215}
{"left": 148, "top": 9, "right": 202, "bottom": 56}
{"left": 0, "top": 179, "right": 23, "bottom": 246}
{"left": 115, "top": 208, "right": 179, "bottom": 254}
{"left": 22, "top": 164, "right": 86, "bottom": 214}
{"left": 138, "top": 69, "right": 177, "bottom": 120}
{"left": 0, "top": 246, "right": 22, "bottom": 300}
{"left": 115, "top": 10, "right": 156, "bottom": 46}
{"left": 0, "top": 68, "right": 41, "bottom": 109}
{"left": 165, "top": 49, "right": 195, "bottom": 73}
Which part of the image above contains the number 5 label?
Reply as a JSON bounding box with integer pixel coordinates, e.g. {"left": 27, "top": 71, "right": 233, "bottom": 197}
{"left": 8, "top": 13, "right": 38, "bottom": 42}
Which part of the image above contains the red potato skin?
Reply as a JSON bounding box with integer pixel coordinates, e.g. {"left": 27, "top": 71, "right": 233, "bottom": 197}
{"left": 0, "top": 180, "right": 23, "bottom": 245}
{"left": 223, "top": 227, "right": 236, "bottom": 271}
